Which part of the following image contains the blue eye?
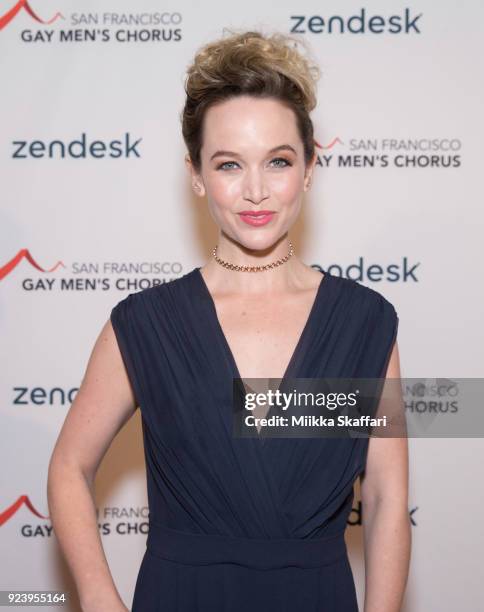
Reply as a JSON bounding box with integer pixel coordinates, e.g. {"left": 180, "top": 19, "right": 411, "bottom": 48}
{"left": 217, "top": 161, "right": 239, "bottom": 171}
{"left": 270, "top": 157, "right": 291, "bottom": 168}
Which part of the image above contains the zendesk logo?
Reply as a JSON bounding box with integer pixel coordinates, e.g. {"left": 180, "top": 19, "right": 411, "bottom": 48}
{"left": 11, "top": 132, "right": 142, "bottom": 159}
{"left": 290, "top": 8, "right": 423, "bottom": 35}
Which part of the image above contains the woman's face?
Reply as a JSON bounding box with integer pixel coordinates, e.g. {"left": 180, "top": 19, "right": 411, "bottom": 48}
{"left": 187, "top": 95, "right": 315, "bottom": 251}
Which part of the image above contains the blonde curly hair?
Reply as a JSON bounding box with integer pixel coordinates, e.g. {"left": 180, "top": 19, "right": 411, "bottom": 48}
{"left": 181, "top": 29, "right": 321, "bottom": 172}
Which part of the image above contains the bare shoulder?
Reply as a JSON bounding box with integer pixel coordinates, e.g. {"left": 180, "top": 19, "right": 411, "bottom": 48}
{"left": 48, "top": 306, "right": 146, "bottom": 482}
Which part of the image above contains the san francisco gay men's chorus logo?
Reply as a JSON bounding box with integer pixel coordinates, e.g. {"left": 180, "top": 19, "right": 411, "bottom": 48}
{"left": 0, "top": 0, "right": 63, "bottom": 30}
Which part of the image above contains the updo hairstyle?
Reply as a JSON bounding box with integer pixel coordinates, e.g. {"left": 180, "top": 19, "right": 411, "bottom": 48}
{"left": 181, "top": 30, "right": 321, "bottom": 172}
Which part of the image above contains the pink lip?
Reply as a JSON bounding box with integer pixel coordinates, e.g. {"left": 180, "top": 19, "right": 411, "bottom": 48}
{"left": 238, "top": 211, "right": 275, "bottom": 227}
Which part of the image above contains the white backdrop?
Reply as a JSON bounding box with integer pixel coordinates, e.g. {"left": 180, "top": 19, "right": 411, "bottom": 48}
{"left": 1, "top": 1, "right": 483, "bottom": 610}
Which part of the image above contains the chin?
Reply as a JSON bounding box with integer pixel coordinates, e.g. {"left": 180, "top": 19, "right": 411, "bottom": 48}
{"left": 230, "top": 233, "right": 286, "bottom": 253}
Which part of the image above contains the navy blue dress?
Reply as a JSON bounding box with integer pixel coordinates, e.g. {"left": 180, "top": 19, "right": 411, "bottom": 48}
{"left": 110, "top": 266, "right": 399, "bottom": 611}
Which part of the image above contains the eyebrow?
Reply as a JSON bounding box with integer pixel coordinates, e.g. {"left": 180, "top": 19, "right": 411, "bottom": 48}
{"left": 209, "top": 144, "right": 297, "bottom": 161}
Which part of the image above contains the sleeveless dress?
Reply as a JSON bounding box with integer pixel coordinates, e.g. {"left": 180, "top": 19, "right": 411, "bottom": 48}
{"left": 110, "top": 266, "right": 399, "bottom": 611}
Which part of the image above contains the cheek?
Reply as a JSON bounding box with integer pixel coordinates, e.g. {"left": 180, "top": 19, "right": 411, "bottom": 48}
{"left": 270, "top": 171, "right": 303, "bottom": 202}
{"left": 206, "top": 174, "right": 240, "bottom": 206}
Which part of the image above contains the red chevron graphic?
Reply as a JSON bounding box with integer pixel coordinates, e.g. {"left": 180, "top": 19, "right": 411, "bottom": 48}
{"left": 0, "top": 1, "right": 64, "bottom": 30}
{"left": 315, "top": 137, "right": 343, "bottom": 150}
{"left": 0, "top": 494, "right": 49, "bottom": 526}
{"left": 0, "top": 248, "right": 65, "bottom": 280}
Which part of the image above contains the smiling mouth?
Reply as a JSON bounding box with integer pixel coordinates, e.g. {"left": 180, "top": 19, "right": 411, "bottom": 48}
{"left": 237, "top": 211, "right": 276, "bottom": 226}
{"left": 238, "top": 211, "right": 276, "bottom": 217}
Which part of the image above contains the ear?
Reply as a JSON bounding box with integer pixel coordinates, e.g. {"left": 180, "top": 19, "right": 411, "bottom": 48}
{"left": 185, "top": 154, "right": 206, "bottom": 197}
{"left": 303, "top": 152, "right": 317, "bottom": 192}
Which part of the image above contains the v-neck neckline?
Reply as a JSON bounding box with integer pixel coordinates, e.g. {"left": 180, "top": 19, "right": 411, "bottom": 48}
{"left": 194, "top": 266, "right": 330, "bottom": 386}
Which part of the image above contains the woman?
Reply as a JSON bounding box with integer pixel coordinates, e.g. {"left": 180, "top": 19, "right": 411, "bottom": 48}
{"left": 47, "top": 30, "right": 411, "bottom": 611}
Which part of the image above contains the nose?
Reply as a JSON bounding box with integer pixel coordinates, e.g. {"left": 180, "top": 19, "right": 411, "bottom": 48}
{"left": 242, "top": 167, "right": 270, "bottom": 205}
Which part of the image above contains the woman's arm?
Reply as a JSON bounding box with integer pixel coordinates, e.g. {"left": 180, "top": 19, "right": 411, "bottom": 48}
{"left": 47, "top": 318, "right": 137, "bottom": 612}
{"left": 360, "top": 341, "right": 412, "bottom": 612}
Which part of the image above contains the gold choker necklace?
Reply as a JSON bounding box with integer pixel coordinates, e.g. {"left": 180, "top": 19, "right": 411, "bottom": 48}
{"left": 212, "top": 242, "right": 295, "bottom": 272}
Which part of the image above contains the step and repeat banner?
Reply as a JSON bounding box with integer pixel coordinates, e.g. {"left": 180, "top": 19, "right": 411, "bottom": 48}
{"left": 1, "top": 1, "right": 483, "bottom": 610}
